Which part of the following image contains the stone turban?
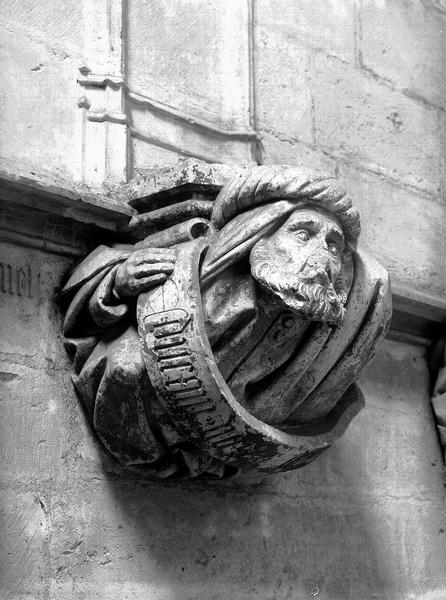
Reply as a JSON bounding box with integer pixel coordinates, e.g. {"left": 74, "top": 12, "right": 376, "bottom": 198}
{"left": 201, "top": 165, "right": 360, "bottom": 287}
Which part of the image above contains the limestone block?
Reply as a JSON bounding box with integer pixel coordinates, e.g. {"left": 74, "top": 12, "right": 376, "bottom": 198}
{"left": 356, "top": 341, "right": 443, "bottom": 500}
{"left": 263, "top": 339, "right": 444, "bottom": 500}
{"left": 46, "top": 427, "right": 446, "bottom": 600}
{"left": 0, "top": 242, "right": 97, "bottom": 485}
{"left": 261, "top": 133, "right": 336, "bottom": 173}
{"left": 360, "top": 0, "right": 446, "bottom": 110}
{"left": 131, "top": 138, "right": 184, "bottom": 173}
{"left": 1, "top": 0, "right": 83, "bottom": 47}
{"left": 0, "top": 18, "right": 82, "bottom": 181}
{"left": 339, "top": 166, "right": 446, "bottom": 297}
{"left": 126, "top": 0, "right": 251, "bottom": 130}
{"left": 254, "top": 30, "right": 313, "bottom": 144}
{"left": 0, "top": 242, "right": 71, "bottom": 364}
{"left": 0, "top": 363, "right": 78, "bottom": 484}
{"left": 312, "top": 54, "right": 442, "bottom": 194}
{"left": 252, "top": 340, "right": 446, "bottom": 597}
{"left": 0, "top": 240, "right": 444, "bottom": 599}
{"left": 129, "top": 105, "right": 254, "bottom": 169}
{"left": 48, "top": 479, "right": 386, "bottom": 599}
{"left": 0, "top": 489, "right": 48, "bottom": 600}
{"left": 256, "top": 0, "right": 355, "bottom": 63}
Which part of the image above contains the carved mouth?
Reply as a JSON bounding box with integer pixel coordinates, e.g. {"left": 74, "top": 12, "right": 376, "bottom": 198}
{"left": 275, "top": 282, "right": 344, "bottom": 325}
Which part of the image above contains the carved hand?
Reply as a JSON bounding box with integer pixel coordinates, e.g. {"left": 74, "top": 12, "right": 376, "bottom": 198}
{"left": 114, "top": 247, "right": 176, "bottom": 298}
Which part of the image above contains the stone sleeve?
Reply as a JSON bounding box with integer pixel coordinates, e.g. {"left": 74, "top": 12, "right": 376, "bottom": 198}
{"left": 62, "top": 245, "right": 129, "bottom": 337}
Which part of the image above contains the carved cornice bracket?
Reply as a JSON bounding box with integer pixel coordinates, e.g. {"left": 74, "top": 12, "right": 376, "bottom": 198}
{"left": 58, "top": 161, "right": 396, "bottom": 478}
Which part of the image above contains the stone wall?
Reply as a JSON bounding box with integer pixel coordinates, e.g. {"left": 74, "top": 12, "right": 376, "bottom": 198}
{"left": 1, "top": 1, "right": 446, "bottom": 599}
{"left": 2, "top": 0, "right": 446, "bottom": 298}
{"left": 128, "top": 0, "right": 446, "bottom": 299}
{"left": 1, "top": 243, "right": 444, "bottom": 598}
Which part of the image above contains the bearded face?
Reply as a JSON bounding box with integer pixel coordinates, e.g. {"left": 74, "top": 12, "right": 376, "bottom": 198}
{"left": 250, "top": 207, "right": 348, "bottom": 326}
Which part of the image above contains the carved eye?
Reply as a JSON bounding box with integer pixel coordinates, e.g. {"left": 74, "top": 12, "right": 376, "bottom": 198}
{"left": 295, "top": 230, "right": 310, "bottom": 242}
{"left": 328, "top": 243, "right": 340, "bottom": 258}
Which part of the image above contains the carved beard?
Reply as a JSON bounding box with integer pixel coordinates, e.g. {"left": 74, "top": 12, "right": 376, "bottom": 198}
{"left": 250, "top": 240, "right": 347, "bottom": 326}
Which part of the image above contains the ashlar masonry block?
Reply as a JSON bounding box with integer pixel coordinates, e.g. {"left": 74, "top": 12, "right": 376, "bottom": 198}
{"left": 360, "top": 0, "right": 446, "bottom": 110}
{"left": 256, "top": 0, "right": 355, "bottom": 63}
{"left": 312, "top": 54, "right": 442, "bottom": 194}
{"left": 126, "top": 0, "right": 251, "bottom": 131}
{"left": 254, "top": 30, "right": 314, "bottom": 145}
{"left": 339, "top": 165, "right": 446, "bottom": 298}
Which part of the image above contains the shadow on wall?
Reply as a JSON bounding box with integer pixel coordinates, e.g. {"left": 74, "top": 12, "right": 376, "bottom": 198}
{"left": 97, "top": 340, "right": 446, "bottom": 600}
{"left": 99, "top": 437, "right": 386, "bottom": 600}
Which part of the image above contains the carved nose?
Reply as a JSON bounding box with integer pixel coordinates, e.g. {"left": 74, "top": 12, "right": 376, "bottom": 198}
{"left": 313, "top": 268, "right": 330, "bottom": 286}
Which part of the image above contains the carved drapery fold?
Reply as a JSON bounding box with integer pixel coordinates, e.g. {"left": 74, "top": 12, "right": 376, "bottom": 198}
{"left": 430, "top": 334, "right": 446, "bottom": 462}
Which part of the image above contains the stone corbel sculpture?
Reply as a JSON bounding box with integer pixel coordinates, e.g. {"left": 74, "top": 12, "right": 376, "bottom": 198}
{"left": 61, "top": 162, "right": 392, "bottom": 478}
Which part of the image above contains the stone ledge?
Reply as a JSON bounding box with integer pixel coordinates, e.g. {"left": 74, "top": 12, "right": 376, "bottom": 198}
{"left": 0, "top": 169, "right": 134, "bottom": 232}
{"left": 389, "top": 284, "right": 446, "bottom": 346}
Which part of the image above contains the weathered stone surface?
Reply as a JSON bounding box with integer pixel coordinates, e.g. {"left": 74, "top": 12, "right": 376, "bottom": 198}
{"left": 1, "top": 1, "right": 446, "bottom": 597}
{"left": 131, "top": 138, "right": 185, "bottom": 174}
{"left": 261, "top": 133, "right": 336, "bottom": 173}
{"left": 287, "top": 340, "right": 441, "bottom": 501}
{"left": 0, "top": 364, "right": 74, "bottom": 484}
{"left": 360, "top": 0, "right": 446, "bottom": 109}
{"left": 126, "top": 0, "right": 251, "bottom": 130}
{"left": 0, "top": 17, "right": 82, "bottom": 181}
{"left": 257, "top": 0, "right": 356, "bottom": 63}
{"left": 45, "top": 482, "right": 446, "bottom": 600}
{"left": 126, "top": 159, "right": 235, "bottom": 210}
{"left": 0, "top": 489, "right": 49, "bottom": 600}
{"left": 0, "top": 235, "right": 444, "bottom": 598}
{"left": 339, "top": 165, "right": 446, "bottom": 298}
{"left": 0, "top": 242, "right": 70, "bottom": 365}
{"left": 130, "top": 112, "right": 254, "bottom": 172}
{"left": 0, "top": 169, "right": 133, "bottom": 233}
{"left": 312, "top": 54, "right": 443, "bottom": 194}
{"left": 255, "top": 31, "right": 313, "bottom": 145}
{"left": 1, "top": 0, "right": 83, "bottom": 47}
{"left": 3, "top": 339, "right": 444, "bottom": 600}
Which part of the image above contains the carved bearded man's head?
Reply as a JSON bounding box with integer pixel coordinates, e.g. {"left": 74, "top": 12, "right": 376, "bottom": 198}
{"left": 201, "top": 166, "right": 360, "bottom": 326}
{"left": 250, "top": 206, "right": 348, "bottom": 325}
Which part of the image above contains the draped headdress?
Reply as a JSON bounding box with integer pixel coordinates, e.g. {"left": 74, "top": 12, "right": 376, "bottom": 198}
{"left": 201, "top": 165, "right": 360, "bottom": 287}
